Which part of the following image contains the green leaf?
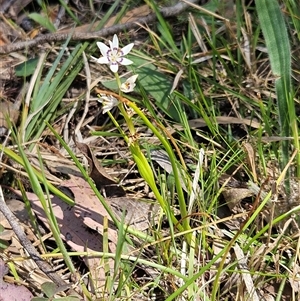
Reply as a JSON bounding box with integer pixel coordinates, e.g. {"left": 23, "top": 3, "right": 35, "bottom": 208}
{"left": 28, "top": 12, "right": 56, "bottom": 32}
{"left": 255, "top": 0, "right": 291, "bottom": 76}
{"left": 0, "top": 224, "right": 9, "bottom": 249}
{"left": 127, "top": 55, "right": 181, "bottom": 121}
{"left": 255, "top": 0, "right": 292, "bottom": 187}
{"left": 101, "top": 78, "right": 120, "bottom": 91}
{"left": 130, "top": 145, "right": 156, "bottom": 187}
{"left": 25, "top": 40, "right": 87, "bottom": 143}
{"left": 41, "top": 282, "right": 56, "bottom": 298}
{"left": 0, "top": 239, "right": 9, "bottom": 250}
{"left": 15, "top": 57, "right": 39, "bottom": 77}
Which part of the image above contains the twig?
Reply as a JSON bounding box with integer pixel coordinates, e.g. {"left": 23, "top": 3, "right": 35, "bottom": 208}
{"left": 0, "top": 0, "right": 199, "bottom": 54}
{"left": 53, "top": 0, "right": 68, "bottom": 30}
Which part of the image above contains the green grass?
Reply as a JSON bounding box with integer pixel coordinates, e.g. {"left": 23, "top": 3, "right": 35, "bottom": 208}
{"left": 1, "top": 0, "right": 300, "bottom": 300}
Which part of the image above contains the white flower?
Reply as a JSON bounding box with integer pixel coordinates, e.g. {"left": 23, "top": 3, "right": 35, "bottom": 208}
{"left": 120, "top": 74, "right": 138, "bottom": 93}
{"left": 91, "top": 34, "right": 134, "bottom": 73}
{"left": 98, "top": 94, "right": 119, "bottom": 114}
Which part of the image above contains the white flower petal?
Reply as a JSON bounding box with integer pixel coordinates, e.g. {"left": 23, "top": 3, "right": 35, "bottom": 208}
{"left": 97, "top": 42, "right": 110, "bottom": 56}
{"left": 121, "top": 43, "right": 134, "bottom": 55}
{"left": 120, "top": 83, "right": 129, "bottom": 93}
{"left": 119, "top": 57, "right": 133, "bottom": 66}
{"left": 98, "top": 95, "right": 109, "bottom": 103}
{"left": 126, "top": 74, "right": 139, "bottom": 83}
{"left": 102, "top": 106, "right": 110, "bottom": 114}
{"left": 97, "top": 56, "right": 110, "bottom": 64}
{"left": 102, "top": 104, "right": 113, "bottom": 114}
{"left": 120, "top": 75, "right": 138, "bottom": 93}
{"left": 112, "top": 34, "right": 119, "bottom": 49}
{"left": 109, "top": 62, "right": 119, "bottom": 73}
{"left": 98, "top": 94, "right": 119, "bottom": 114}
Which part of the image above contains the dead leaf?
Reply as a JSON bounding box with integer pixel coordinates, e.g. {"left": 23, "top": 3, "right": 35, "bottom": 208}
{"left": 0, "top": 84, "right": 26, "bottom": 136}
{"left": 0, "top": 229, "right": 14, "bottom": 240}
{"left": 0, "top": 100, "right": 20, "bottom": 135}
{"left": 0, "top": 258, "right": 33, "bottom": 301}
{"left": 289, "top": 263, "right": 300, "bottom": 293}
{"left": 60, "top": 175, "right": 158, "bottom": 232}
{"left": 218, "top": 173, "right": 253, "bottom": 210}
{"left": 109, "top": 197, "right": 158, "bottom": 231}
{"left": 12, "top": 174, "right": 158, "bottom": 288}
{"left": 218, "top": 0, "right": 235, "bottom": 20}
{"left": 243, "top": 142, "right": 257, "bottom": 183}
{"left": 6, "top": 199, "right": 30, "bottom": 224}
{"left": 74, "top": 140, "right": 125, "bottom": 197}
{"left": 13, "top": 187, "right": 114, "bottom": 288}
{"left": 233, "top": 243, "right": 260, "bottom": 301}
{"left": 150, "top": 149, "right": 188, "bottom": 192}
{"left": 222, "top": 187, "right": 254, "bottom": 211}
{"left": 168, "top": 116, "right": 260, "bottom": 135}
{"left": 58, "top": 5, "right": 151, "bottom": 34}
{"left": 188, "top": 116, "right": 260, "bottom": 129}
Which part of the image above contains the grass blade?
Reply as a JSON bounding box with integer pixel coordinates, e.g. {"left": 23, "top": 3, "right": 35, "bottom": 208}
{"left": 255, "top": 0, "right": 292, "bottom": 189}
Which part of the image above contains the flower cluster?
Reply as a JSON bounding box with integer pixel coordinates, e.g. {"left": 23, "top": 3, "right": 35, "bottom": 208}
{"left": 92, "top": 34, "right": 138, "bottom": 113}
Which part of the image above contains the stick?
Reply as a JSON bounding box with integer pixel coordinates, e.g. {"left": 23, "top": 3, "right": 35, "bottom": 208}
{"left": 0, "top": 0, "right": 199, "bottom": 54}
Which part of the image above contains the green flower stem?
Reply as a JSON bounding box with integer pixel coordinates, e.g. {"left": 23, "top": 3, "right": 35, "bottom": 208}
{"left": 114, "top": 72, "right": 122, "bottom": 89}
{"left": 114, "top": 72, "right": 136, "bottom": 136}
{"left": 125, "top": 100, "right": 190, "bottom": 234}
{"left": 107, "top": 111, "right": 129, "bottom": 144}
{"left": 129, "top": 141, "right": 184, "bottom": 232}
{"left": 108, "top": 103, "right": 184, "bottom": 233}
{"left": 97, "top": 83, "right": 190, "bottom": 237}
{"left": 118, "top": 103, "right": 136, "bottom": 137}
{"left": 113, "top": 73, "right": 171, "bottom": 218}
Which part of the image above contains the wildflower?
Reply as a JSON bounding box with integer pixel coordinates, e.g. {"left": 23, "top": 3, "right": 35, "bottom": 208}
{"left": 91, "top": 34, "right": 134, "bottom": 73}
{"left": 120, "top": 75, "right": 138, "bottom": 93}
{"left": 98, "top": 94, "right": 119, "bottom": 114}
